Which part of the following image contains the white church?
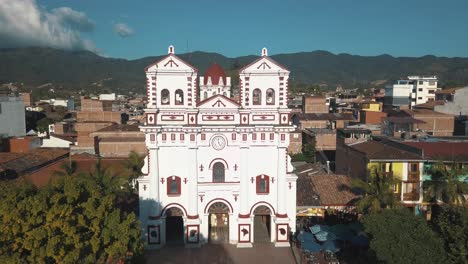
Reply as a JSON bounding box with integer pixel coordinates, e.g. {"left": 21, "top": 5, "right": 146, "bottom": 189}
{"left": 138, "top": 45, "right": 297, "bottom": 248}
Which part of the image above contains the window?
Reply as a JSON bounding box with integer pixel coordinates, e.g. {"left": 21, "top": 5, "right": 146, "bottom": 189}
{"left": 212, "top": 91, "right": 217, "bottom": 97}
{"left": 253, "top": 89, "right": 262, "bottom": 105}
{"left": 266, "top": 88, "right": 275, "bottom": 105}
{"left": 428, "top": 90, "right": 435, "bottom": 94}
{"left": 167, "top": 176, "right": 181, "bottom": 195}
{"left": 418, "top": 97, "right": 422, "bottom": 100}
{"left": 213, "top": 162, "right": 225, "bottom": 182}
{"left": 204, "top": 91, "right": 208, "bottom": 99}
{"left": 429, "top": 81, "right": 436, "bottom": 86}
{"left": 161, "top": 89, "right": 170, "bottom": 105}
{"left": 418, "top": 88, "right": 423, "bottom": 92}
{"left": 256, "top": 175, "right": 270, "bottom": 194}
{"left": 419, "top": 81, "right": 423, "bottom": 85}
{"left": 223, "top": 92, "right": 227, "bottom": 96}
{"left": 175, "top": 89, "right": 184, "bottom": 105}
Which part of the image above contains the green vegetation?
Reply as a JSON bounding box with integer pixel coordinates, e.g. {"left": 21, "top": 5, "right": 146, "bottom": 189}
{"left": 423, "top": 162, "right": 468, "bottom": 205}
{"left": 430, "top": 205, "right": 468, "bottom": 264}
{"left": 36, "top": 117, "right": 53, "bottom": 133}
{"left": 0, "top": 159, "right": 144, "bottom": 263}
{"left": 363, "top": 208, "right": 447, "bottom": 264}
{"left": 351, "top": 166, "right": 400, "bottom": 213}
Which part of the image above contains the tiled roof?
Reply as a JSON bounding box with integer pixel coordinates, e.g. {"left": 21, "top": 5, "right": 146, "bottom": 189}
{"left": 350, "top": 140, "right": 423, "bottom": 160}
{"left": 402, "top": 142, "right": 468, "bottom": 162}
{"left": 297, "top": 174, "right": 358, "bottom": 207}
{"left": 203, "top": 63, "right": 227, "bottom": 85}
{"left": 296, "top": 113, "right": 355, "bottom": 121}
{"left": 95, "top": 123, "right": 141, "bottom": 132}
{"left": 99, "top": 137, "right": 145, "bottom": 142}
{"left": 0, "top": 148, "right": 69, "bottom": 176}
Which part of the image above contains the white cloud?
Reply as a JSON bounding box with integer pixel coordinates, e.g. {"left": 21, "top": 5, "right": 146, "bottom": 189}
{"left": 0, "top": 0, "right": 96, "bottom": 51}
{"left": 114, "top": 23, "right": 134, "bottom": 38}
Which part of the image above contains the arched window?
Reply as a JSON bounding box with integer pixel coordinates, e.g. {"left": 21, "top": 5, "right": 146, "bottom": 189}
{"left": 161, "top": 89, "right": 170, "bottom": 105}
{"left": 204, "top": 91, "right": 208, "bottom": 100}
{"left": 223, "top": 92, "right": 227, "bottom": 97}
{"left": 175, "top": 89, "right": 184, "bottom": 105}
{"left": 253, "top": 89, "right": 261, "bottom": 105}
{"left": 266, "top": 88, "right": 275, "bottom": 105}
{"left": 213, "top": 162, "right": 225, "bottom": 182}
{"left": 256, "top": 175, "right": 270, "bottom": 194}
{"left": 212, "top": 91, "right": 217, "bottom": 97}
{"left": 167, "top": 176, "right": 181, "bottom": 195}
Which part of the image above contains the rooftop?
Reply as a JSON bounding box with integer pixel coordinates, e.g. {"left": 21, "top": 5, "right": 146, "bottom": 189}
{"left": 95, "top": 123, "right": 141, "bottom": 132}
{"left": 349, "top": 139, "right": 422, "bottom": 161}
{"left": 296, "top": 113, "right": 355, "bottom": 121}
{"left": 297, "top": 174, "right": 358, "bottom": 207}
{"left": 402, "top": 142, "right": 468, "bottom": 162}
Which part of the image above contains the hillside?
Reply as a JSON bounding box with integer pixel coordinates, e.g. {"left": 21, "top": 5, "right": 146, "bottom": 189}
{"left": 1, "top": 47, "right": 468, "bottom": 94}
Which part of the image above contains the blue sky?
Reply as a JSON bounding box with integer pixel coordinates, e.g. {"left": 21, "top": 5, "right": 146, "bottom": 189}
{"left": 2, "top": 0, "right": 467, "bottom": 59}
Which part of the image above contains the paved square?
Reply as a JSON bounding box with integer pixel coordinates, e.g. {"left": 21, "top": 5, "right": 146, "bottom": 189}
{"left": 144, "top": 244, "right": 297, "bottom": 264}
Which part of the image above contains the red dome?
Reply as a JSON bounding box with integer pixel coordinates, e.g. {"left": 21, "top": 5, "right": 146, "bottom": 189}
{"left": 204, "top": 63, "right": 227, "bottom": 85}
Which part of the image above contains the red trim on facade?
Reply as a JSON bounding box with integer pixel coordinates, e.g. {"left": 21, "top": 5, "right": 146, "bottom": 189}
{"left": 242, "top": 134, "right": 247, "bottom": 141}
{"left": 171, "top": 134, "right": 176, "bottom": 141}
{"left": 161, "top": 115, "right": 185, "bottom": 121}
{"left": 180, "top": 134, "right": 184, "bottom": 141}
{"left": 187, "top": 214, "right": 199, "bottom": 219}
{"left": 252, "top": 133, "right": 257, "bottom": 141}
{"left": 270, "top": 133, "right": 274, "bottom": 140}
{"left": 166, "top": 176, "right": 181, "bottom": 196}
{"left": 204, "top": 198, "right": 234, "bottom": 214}
{"left": 261, "top": 133, "right": 265, "bottom": 141}
{"left": 276, "top": 224, "right": 289, "bottom": 242}
{"left": 249, "top": 201, "right": 276, "bottom": 215}
{"left": 201, "top": 134, "right": 206, "bottom": 141}
{"left": 190, "top": 134, "right": 195, "bottom": 141}
{"left": 256, "top": 175, "right": 270, "bottom": 194}
{"left": 232, "top": 133, "right": 236, "bottom": 140}
{"left": 147, "top": 225, "right": 161, "bottom": 244}
{"left": 202, "top": 115, "right": 235, "bottom": 121}
{"left": 238, "top": 224, "right": 251, "bottom": 243}
{"left": 275, "top": 213, "right": 288, "bottom": 218}
{"left": 160, "top": 203, "right": 188, "bottom": 217}
{"left": 162, "top": 134, "right": 167, "bottom": 141}
{"left": 186, "top": 224, "right": 200, "bottom": 244}
{"left": 280, "top": 134, "right": 285, "bottom": 141}
{"left": 208, "top": 158, "right": 229, "bottom": 169}
{"left": 196, "top": 94, "right": 241, "bottom": 107}
{"left": 238, "top": 214, "right": 250, "bottom": 218}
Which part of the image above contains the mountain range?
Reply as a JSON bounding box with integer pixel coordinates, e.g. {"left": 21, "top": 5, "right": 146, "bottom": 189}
{"left": 1, "top": 47, "right": 468, "bottom": 94}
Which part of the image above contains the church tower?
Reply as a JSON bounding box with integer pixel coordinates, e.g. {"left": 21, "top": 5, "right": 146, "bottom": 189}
{"left": 199, "top": 63, "right": 231, "bottom": 100}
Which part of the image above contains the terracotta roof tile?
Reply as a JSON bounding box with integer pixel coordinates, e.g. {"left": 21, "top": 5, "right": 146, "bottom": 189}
{"left": 402, "top": 142, "right": 468, "bottom": 162}
{"left": 297, "top": 174, "right": 358, "bottom": 206}
{"left": 204, "top": 63, "right": 227, "bottom": 85}
{"left": 350, "top": 140, "right": 422, "bottom": 160}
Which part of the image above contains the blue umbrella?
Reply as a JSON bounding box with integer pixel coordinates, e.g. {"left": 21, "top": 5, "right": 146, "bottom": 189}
{"left": 310, "top": 224, "right": 329, "bottom": 234}
{"left": 323, "top": 240, "right": 340, "bottom": 253}
{"left": 315, "top": 230, "right": 337, "bottom": 242}
{"left": 302, "top": 240, "right": 322, "bottom": 253}
{"left": 351, "top": 234, "right": 369, "bottom": 247}
{"left": 348, "top": 222, "right": 364, "bottom": 234}
{"left": 300, "top": 232, "right": 315, "bottom": 242}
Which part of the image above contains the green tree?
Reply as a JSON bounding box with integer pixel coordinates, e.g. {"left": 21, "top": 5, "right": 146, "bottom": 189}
{"left": 0, "top": 167, "right": 143, "bottom": 263}
{"left": 431, "top": 205, "right": 468, "bottom": 263}
{"left": 351, "top": 166, "right": 400, "bottom": 213}
{"left": 302, "top": 140, "right": 316, "bottom": 163}
{"left": 36, "top": 117, "right": 53, "bottom": 133}
{"left": 363, "top": 208, "right": 447, "bottom": 264}
{"left": 124, "top": 151, "right": 145, "bottom": 192}
{"left": 423, "top": 162, "right": 468, "bottom": 205}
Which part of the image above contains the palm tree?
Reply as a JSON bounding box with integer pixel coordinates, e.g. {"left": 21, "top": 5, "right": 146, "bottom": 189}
{"left": 124, "top": 151, "right": 145, "bottom": 192}
{"left": 53, "top": 160, "right": 77, "bottom": 177}
{"left": 351, "top": 166, "right": 401, "bottom": 213}
{"left": 423, "top": 162, "right": 468, "bottom": 205}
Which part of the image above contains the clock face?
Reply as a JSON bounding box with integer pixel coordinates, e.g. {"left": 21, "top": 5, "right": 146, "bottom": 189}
{"left": 211, "top": 136, "right": 226, "bottom": 150}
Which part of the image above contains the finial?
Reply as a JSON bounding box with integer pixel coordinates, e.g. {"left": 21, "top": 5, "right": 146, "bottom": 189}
{"left": 262, "top": 47, "right": 268, "bottom": 56}
{"left": 168, "top": 45, "right": 175, "bottom": 54}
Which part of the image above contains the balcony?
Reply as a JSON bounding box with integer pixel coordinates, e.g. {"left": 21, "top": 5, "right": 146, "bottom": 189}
{"left": 407, "top": 171, "right": 420, "bottom": 182}
{"left": 403, "top": 192, "right": 420, "bottom": 201}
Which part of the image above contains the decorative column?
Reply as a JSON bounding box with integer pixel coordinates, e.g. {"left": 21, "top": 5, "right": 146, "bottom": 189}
{"left": 185, "top": 141, "right": 201, "bottom": 248}
{"left": 276, "top": 147, "right": 287, "bottom": 217}
{"left": 237, "top": 145, "right": 252, "bottom": 248}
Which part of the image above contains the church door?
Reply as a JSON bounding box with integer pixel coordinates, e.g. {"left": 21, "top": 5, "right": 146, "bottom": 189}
{"left": 208, "top": 202, "right": 230, "bottom": 243}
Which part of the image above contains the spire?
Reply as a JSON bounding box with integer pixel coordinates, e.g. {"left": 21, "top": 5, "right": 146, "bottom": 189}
{"left": 262, "top": 47, "right": 268, "bottom": 57}
{"left": 168, "top": 45, "right": 175, "bottom": 54}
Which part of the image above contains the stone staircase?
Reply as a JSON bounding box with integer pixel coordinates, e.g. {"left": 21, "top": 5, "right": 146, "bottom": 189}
{"left": 254, "top": 215, "right": 270, "bottom": 243}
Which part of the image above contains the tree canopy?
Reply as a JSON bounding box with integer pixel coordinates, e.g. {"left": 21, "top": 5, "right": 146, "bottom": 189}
{"left": 431, "top": 205, "right": 468, "bottom": 264}
{"left": 0, "top": 165, "right": 143, "bottom": 263}
{"left": 423, "top": 162, "right": 468, "bottom": 205}
{"left": 363, "top": 208, "right": 447, "bottom": 264}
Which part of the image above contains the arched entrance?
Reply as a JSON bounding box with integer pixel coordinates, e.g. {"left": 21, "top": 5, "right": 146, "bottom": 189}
{"left": 164, "top": 207, "right": 184, "bottom": 245}
{"left": 208, "top": 202, "right": 230, "bottom": 243}
{"left": 253, "top": 205, "right": 272, "bottom": 243}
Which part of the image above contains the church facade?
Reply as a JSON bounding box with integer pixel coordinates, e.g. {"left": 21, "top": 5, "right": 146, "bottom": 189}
{"left": 138, "top": 45, "right": 297, "bottom": 248}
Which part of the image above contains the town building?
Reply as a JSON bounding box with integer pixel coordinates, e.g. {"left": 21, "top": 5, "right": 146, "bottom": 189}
{"left": 384, "top": 76, "right": 439, "bottom": 109}
{"left": 336, "top": 136, "right": 425, "bottom": 208}
{"left": 199, "top": 63, "right": 231, "bottom": 100}
{"left": 138, "top": 46, "right": 297, "bottom": 249}
{"left": 0, "top": 95, "right": 26, "bottom": 137}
